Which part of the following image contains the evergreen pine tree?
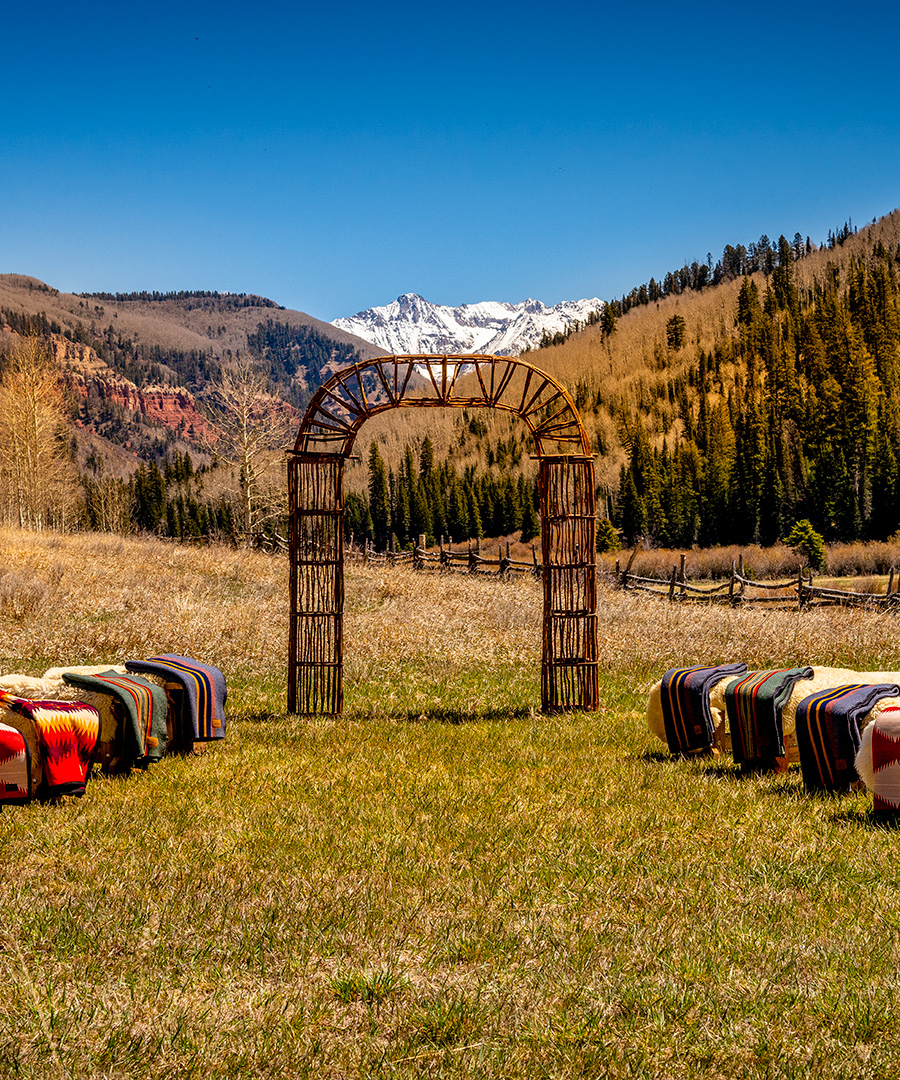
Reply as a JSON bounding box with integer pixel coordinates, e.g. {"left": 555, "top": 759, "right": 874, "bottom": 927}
{"left": 617, "top": 469, "right": 646, "bottom": 546}
{"left": 520, "top": 481, "right": 540, "bottom": 542}
{"left": 446, "top": 471, "right": 469, "bottom": 542}
{"left": 367, "top": 442, "right": 391, "bottom": 550}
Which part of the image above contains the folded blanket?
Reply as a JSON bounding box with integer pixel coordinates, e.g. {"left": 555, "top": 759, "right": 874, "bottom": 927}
{"left": 660, "top": 664, "right": 748, "bottom": 753}
{"left": 125, "top": 656, "right": 226, "bottom": 741}
{"left": 62, "top": 670, "right": 167, "bottom": 765}
{"left": 725, "top": 668, "right": 814, "bottom": 766}
{"left": 855, "top": 707, "right": 900, "bottom": 812}
{"left": 795, "top": 684, "right": 900, "bottom": 793}
{"left": 0, "top": 692, "right": 100, "bottom": 798}
{"left": 0, "top": 721, "right": 30, "bottom": 802}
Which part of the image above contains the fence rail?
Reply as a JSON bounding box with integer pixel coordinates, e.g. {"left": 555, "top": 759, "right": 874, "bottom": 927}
{"left": 346, "top": 535, "right": 542, "bottom": 577}
{"left": 616, "top": 551, "right": 900, "bottom": 610}
{"left": 314, "top": 535, "right": 900, "bottom": 610}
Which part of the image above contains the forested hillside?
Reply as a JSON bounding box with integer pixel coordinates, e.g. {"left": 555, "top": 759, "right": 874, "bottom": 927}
{"left": 586, "top": 218, "right": 900, "bottom": 547}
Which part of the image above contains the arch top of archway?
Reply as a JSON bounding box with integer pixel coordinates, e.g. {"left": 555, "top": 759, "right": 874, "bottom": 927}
{"left": 293, "top": 353, "right": 592, "bottom": 458}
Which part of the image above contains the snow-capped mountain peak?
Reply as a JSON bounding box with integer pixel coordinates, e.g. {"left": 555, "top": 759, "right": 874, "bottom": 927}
{"left": 333, "top": 293, "right": 602, "bottom": 356}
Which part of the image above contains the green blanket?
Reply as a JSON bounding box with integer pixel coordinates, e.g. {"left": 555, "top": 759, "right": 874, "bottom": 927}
{"left": 725, "top": 667, "right": 814, "bottom": 765}
{"left": 62, "top": 670, "right": 167, "bottom": 766}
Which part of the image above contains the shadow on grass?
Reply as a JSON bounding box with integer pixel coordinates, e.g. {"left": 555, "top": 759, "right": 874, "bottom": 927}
{"left": 391, "top": 706, "right": 534, "bottom": 725}
{"left": 233, "top": 710, "right": 284, "bottom": 724}
{"left": 237, "top": 706, "right": 540, "bottom": 725}
{"left": 637, "top": 748, "right": 741, "bottom": 778}
{"left": 830, "top": 806, "right": 900, "bottom": 829}
{"left": 637, "top": 749, "right": 672, "bottom": 762}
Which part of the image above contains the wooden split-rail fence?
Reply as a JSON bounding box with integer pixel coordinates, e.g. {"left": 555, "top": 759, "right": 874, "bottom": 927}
{"left": 617, "top": 552, "right": 900, "bottom": 610}
{"left": 347, "top": 534, "right": 542, "bottom": 577}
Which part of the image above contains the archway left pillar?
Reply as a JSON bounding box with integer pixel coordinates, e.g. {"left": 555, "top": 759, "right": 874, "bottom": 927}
{"left": 288, "top": 452, "right": 345, "bottom": 715}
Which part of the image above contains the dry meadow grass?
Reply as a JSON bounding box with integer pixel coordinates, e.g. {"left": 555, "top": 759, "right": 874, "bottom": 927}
{"left": 3, "top": 529, "right": 900, "bottom": 1078}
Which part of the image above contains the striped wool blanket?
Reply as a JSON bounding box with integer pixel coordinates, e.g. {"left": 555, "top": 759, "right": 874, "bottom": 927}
{"left": 660, "top": 663, "right": 747, "bottom": 754}
{"left": 0, "top": 721, "right": 30, "bottom": 803}
{"left": 795, "top": 684, "right": 900, "bottom": 793}
{"left": 0, "top": 692, "right": 99, "bottom": 798}
{"left": 125, "top": 655, "right": 226, "bottom": 741}
{"left": 724, "top": 668, "right": 814, "bottom": 766}
{"left": 62, "top": 670, "right": 167, "bottom": 766}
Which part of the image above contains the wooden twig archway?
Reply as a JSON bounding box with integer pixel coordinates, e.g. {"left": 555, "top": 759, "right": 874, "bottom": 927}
{"left": 288, "top": 354, "right": 598, "bottom": 715}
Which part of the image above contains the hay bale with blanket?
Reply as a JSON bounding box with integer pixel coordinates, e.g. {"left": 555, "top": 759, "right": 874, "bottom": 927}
{"left": 124, "top": 655, "right": 226, "bottom": 752}
{"left": 654, "top": 664, "right": 748, "bottom": 755}
{"left": 855, "top": 706, "right": 900, "bottom": 814}
{"left": 0, "top": 691, "right": 99, "bottom": 799}
{"left": 62, "top": 670, "right": 168, "bottom": 770}
{"left": 795, "top": 683, "right": 900, "bottom": 793}
{"left": 0, "top": 721, "right": 31, "bottom": 804}
{"left": 724, "top": 667, "right": 814, "bottom": 773}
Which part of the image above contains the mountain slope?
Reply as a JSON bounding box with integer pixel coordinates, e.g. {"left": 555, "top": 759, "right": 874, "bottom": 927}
{"left": 0, "top": 277, "right": 387, "bottom": 467}
{"left": 333, "top": 293, "right": 601, "bottom": 356}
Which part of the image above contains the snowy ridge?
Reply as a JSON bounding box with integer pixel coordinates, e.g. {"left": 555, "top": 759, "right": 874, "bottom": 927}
{"left": 333, "top": 293, "right": 602, "bottom": 357}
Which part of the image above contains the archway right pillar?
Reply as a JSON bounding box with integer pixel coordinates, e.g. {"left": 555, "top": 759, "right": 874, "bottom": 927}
{"left": 538, "top": 455, "right": 598, "bottom": 712}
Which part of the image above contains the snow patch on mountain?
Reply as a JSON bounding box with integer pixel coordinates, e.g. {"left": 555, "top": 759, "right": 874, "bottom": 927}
{"left": 333, "top": 293, "right": 602, "bottom": 356}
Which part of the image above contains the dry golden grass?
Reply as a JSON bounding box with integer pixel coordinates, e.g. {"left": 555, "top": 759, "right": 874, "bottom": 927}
{"left": 600, "top": 540, "right": 900, "bottom": 585}
{"left": 2, "top": 527, "right": 898, "bottom": 715}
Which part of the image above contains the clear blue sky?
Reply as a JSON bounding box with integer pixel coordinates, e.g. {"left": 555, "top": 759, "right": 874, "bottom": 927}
{"left": 3, "top": 0, "right": 900, "bottom": 321}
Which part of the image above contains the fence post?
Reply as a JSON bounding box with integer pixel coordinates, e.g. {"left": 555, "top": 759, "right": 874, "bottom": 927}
{"left": 679, "top": 553, "right": 687, "bottom": 602}
{"left": 797, "top": 564, "right": 804, "bottom": 610}
{"left": 739, "top": 552, "right": 745, "bottom": 579}
{"left": 889, "top": 567, "right": 895, "bottom": 597}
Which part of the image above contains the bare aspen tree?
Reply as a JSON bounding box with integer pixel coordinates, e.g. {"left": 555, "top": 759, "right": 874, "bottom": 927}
{"left": 201, "top": 356, "right": 294, "bottom": 545}
{"left": 0, "top": 336, "right": 76, "bottom": 530}
{"left": 86, "top": 474, "right": 134, "bottom": 534}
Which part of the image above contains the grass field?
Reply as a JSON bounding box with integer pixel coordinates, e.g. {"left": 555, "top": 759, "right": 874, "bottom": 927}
{"left": 2, "top": 529, "right": 900, "bottom": 1078}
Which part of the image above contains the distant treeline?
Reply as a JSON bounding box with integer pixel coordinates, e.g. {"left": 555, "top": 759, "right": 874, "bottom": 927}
{"left": 1, "top": 301, "right": 364, "bottom": 419}
{"left": 349, "top": 436, "right": 540, "bottom": 549}
{"left": 81, "top": 451, "right": 237, "bottom": 540}
{"left": 77, "top": 290, "right": 283, "bottom": 310}
{"left": 538, "top": 221, "right": 858, "bottom": 349}
{"left": 609, "top": 234, "right": 900, "bottom": 548}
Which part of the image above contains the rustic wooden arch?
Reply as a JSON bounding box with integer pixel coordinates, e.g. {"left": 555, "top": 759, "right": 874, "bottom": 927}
{"left": 288, "top": 354, "right": 598, "bottom": 715}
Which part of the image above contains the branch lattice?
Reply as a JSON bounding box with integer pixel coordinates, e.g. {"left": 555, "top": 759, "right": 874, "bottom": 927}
{"left": 294, "top": 354, "right": 591, "bottom": 457}
{"left": 289, "top": 354, "right": 597, "bottom": 715}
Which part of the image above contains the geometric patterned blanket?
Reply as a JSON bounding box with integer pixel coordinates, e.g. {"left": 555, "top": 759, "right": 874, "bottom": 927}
{"left": 724, "top": 667, "right": 814, "bottom": 766}
{"left": 62, "top": 670, "right": 168, "bottom": 766}
{"left": 868, "top": 708, "right": 900, "bottom": 812}
{"left": 660, "top": 663, "right": 747, "bottom": 754}
{"left": 125, "top": 655, "right": 226, "bottom": 741}
{"left": 0, "top": 692, "right": 100, "bottom": 798}
{"left": 0, "top": 720, "right": 30, "bottom": 802}
{"left": 795, "top": 683, "right": 900, "bottom": 793}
